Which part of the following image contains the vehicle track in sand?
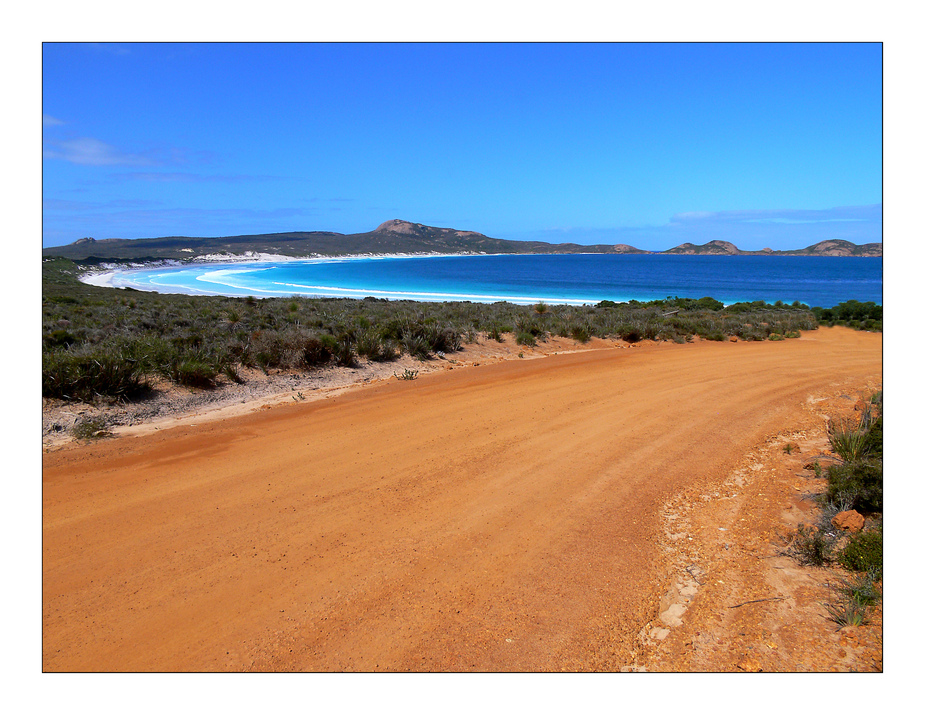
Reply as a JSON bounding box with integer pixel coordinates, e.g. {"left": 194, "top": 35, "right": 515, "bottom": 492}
{"left": 42, "top": 327, "right": 881, "bottom": 671}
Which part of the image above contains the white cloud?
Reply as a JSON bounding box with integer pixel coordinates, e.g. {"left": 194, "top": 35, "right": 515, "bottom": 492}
{"left": 42, "top": 114, "right": 64, "bottom": 127}
{"left": 669, "top": 205, "right": 882, "bottom": 226}
{"left": 43, "top": 137, "right": 151, "bottom": 166}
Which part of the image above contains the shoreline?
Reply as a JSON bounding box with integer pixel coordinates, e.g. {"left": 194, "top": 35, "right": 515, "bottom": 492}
{"left": 74, "top": 252, "right": 882, "bottom": 307}
{"left": 77, "top": 253, "right": 617, "bottom": 304}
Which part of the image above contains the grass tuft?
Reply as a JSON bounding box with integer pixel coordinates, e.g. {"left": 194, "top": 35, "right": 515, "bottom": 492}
{"left": 789, "top": 524, "right": 834, "bottom": 566}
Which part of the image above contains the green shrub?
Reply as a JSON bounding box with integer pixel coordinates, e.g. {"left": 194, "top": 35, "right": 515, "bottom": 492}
{"left": 487, "top": 324, "right": 505, "bottom": 342}
{"left": 514, "top": 315, "right": 545, "bottom": 339}
{"left": 167, "top": 356, "right": 219, "bottom": 388}
{"left": 515, "top": 331, "right": 537, "bottom": 347}
{"left": 570, "top": 324, "right": 591, "bottom": 343}
{"left": 332, "top": 333, "right": 358, "bottom": 367}
{"left": 45, "top": 329, "right": 78, "bottom": 349}
{"left": 223, "top": 364, "right": 244, "bottom": 384}
{"left": 71, "top": 416, "right": 112, "bottom": 440}
{"left": 43, "top": 349, "right": 148, "bottom": 401}
{"left": 811, "top": 300, "right": 882, "bottom": 329}
{"left": 401, "top": 333, "right": 432, "bottom": 360}
{"left": 864, "top": 416, "right": 883, "bottom": 459}
{"left": 302, "top": 336, "right": 333, "bottom": 366}
{"left": 824, "top": 597, "right": 870, "bottom": 628}
{"left": 838, "top": 530, "right": 883, "bottom": 572}
{"left": 825, "top": 460, "right": 882, "bottom": 513}
{"left": 790, "top": 524, "right": 834, "bottom": 566}
{"left": 834, "top": 568, "right": 882, "bottom": 608}
{"left": 618, "top": 325, "right": 642, "bottom": 343}
{"left": 356, "top": 330, "right": 397, "bottom": 361}
{"left": 823, "top": 568, "right": 881, "bottom": 628}
{"left": 828, "top": 419, "right": 877, "bottom": 463}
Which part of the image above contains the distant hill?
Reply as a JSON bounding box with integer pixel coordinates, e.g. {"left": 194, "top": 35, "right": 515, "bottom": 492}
{"left": 662, "top": 240, "right": 741, "bottom": 255}
{"left": 663, "top": 238, "right": 882, "bottom": 257}
{"left": 42, "top": 219, "right": 881, "bottom": 262}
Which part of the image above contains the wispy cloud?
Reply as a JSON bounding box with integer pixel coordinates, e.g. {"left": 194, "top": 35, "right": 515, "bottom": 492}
{"left": 43, "top": 137, "right": 152, "bottom": 166}
{"left": 43, "top": 198, "right": 161, "bottom": 212}
{"left": 115, "top": 171, "right": 283, "bottom": 184}
{"left": 43, "top": 114, "right": 64, "bottom": 127}
{"left": 669, "top": 205, "right": 882, "bottom": 226}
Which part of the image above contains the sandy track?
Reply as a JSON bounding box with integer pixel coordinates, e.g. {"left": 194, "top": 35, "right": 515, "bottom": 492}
{"left": 42, "top": 327, "right": 882, "bottom": 672}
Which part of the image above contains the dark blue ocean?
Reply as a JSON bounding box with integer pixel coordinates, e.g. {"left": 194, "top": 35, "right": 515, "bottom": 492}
{"left": 98, "top": 254, "right": 883, "bottom": 309}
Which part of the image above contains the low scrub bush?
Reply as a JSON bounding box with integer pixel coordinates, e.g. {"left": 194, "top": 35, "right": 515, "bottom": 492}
{"left": 167, "top": 355, "right": 220, "bottom": 388}
{"left": 838, "top": 530, "right": 883, "bottom": 572}
{"left": 71, "top": 416, "right": 112, "bottom": 440}
{"left": 486, "top": 323, "right": 506, "bottom": 342}
{"left": 812, "top": 300, "right": 882, "bottom": 330}
{"left": 401, "top": 333, "right": 432, "bottom": 360}
{"left": 823, "top": 568, "right": 882, "bottom": 628}
{"left": 356, "top": 331, "right": 398, "bottom": 362}
{"left": 569, "top": 323, "right": 592, "bottom": 343}
{"left": 514, "top": 315, "right": 545, "bottom": 340}
{"left": 836, "top": 568, "right": 882, "bottom": 607}
{"left": 302, "top": 336, "right": 333, "bottom": 367}
{"left": 331, "top": 333, "right": 358, "bottom": 367}
{"left": 43, "top": 348, "right": 148, "bottom": 401}
{"left": 789, "top": 524, "right": 834, "bottom": 566}
{"left": 828, "top": 419, "right": 877, "bottom": 463}
{"left": 618, "top": 325, "right": 642, "bottom": 343}
{"left": 825, "top": 459, "right": 883, "bottom": 513}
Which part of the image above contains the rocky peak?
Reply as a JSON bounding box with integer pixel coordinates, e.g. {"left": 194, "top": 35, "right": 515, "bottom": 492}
{"left": 375, "top": 219, "right": 423, "bottom": 235}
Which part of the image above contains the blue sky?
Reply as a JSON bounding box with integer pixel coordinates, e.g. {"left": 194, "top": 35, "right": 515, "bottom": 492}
{"left": 42, "top": 42, "right": 882, "bottom": 250}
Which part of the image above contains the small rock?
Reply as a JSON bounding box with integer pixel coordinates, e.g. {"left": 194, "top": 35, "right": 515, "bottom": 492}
{"left": 832, "top": 510, "right": 865, "bottom": 533}
{"left": 729, "top": 336, "right": 738, "bottom": 343}
{"left": 659, "top": 603, "right": 687, "bottom": 628}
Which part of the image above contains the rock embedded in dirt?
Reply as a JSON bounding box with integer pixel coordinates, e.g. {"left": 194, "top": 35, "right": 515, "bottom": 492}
{"left": 831, "top": 509, "right": 865, "bottom": 533}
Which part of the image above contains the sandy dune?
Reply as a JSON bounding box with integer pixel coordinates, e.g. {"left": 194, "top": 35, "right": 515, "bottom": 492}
{"left": 42, "top": 327, "right": 882, "bottom": 672}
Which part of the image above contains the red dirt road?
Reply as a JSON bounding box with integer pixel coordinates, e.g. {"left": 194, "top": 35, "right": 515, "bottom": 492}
{"left": 42, "top": 328, "right": 882, "bottom": 671}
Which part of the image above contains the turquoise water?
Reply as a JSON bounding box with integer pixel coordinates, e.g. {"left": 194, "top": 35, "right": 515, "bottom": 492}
{"left": 96, "top": 254, "right": 883, "bottom": 308}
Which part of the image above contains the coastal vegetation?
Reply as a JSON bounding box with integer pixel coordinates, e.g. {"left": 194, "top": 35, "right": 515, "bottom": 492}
{"left": 811, "top": 300, "right": 882, "bottom": 331}
{"left": 790, "top": 392, "right": 883, "bottom": 627}
{"left": 44, "top": 257, "right": 825, "bottom": 402}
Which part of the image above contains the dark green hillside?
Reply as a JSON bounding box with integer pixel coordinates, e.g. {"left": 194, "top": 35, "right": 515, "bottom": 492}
{"left": 43, "top": 219, "right": 882, "bottom": 262}
{"left": 42, "top": 219, "right": 652, "bottom": 262}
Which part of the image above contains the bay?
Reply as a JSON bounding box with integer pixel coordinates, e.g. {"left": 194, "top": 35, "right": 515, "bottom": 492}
{"left": 98, "top": 254, "right": 883, "bottom": 308}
